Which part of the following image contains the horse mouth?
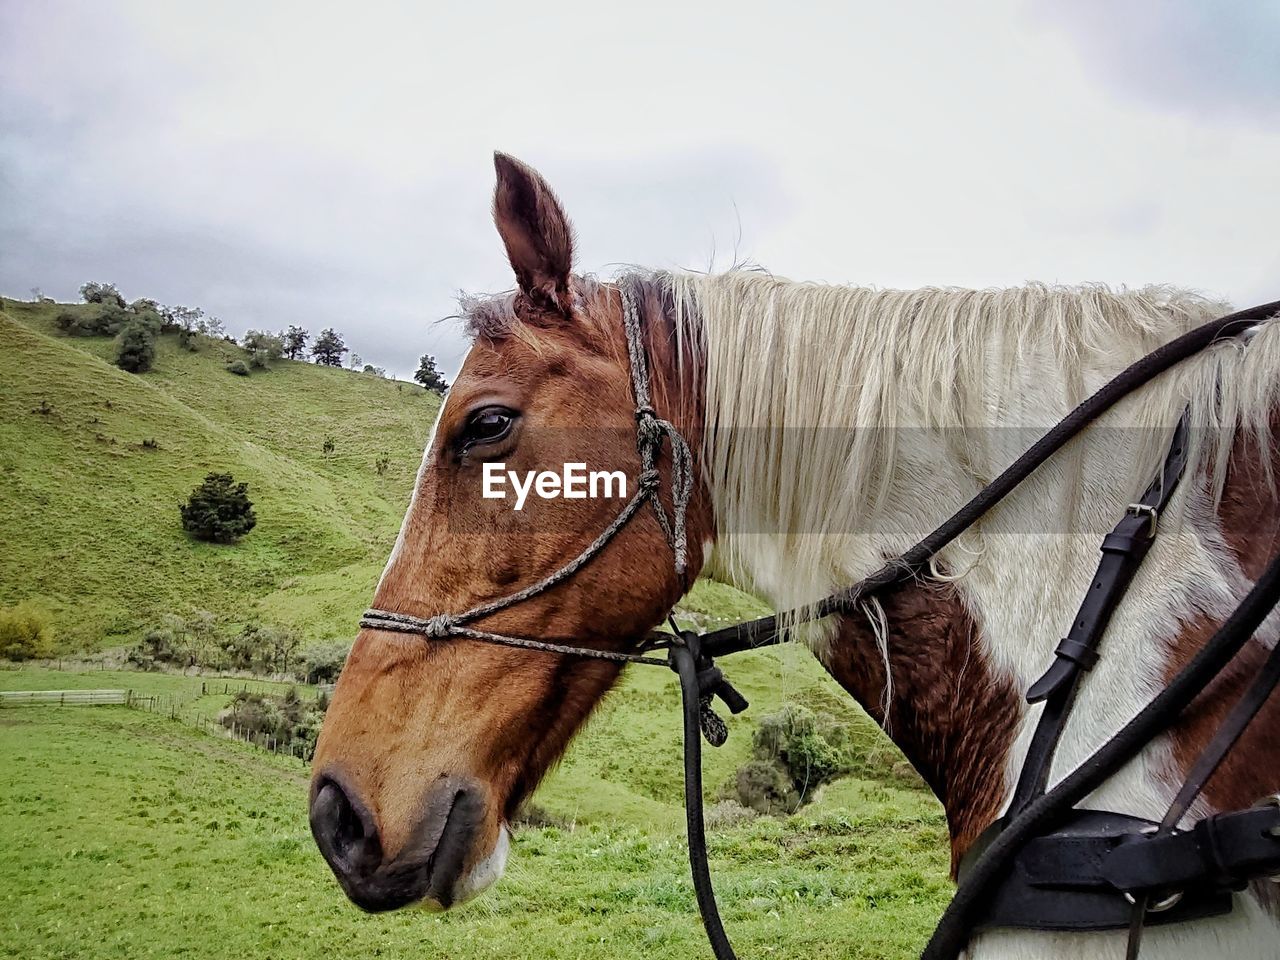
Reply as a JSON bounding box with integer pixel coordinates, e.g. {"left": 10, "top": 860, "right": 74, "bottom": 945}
{"left": 310, "top": 774, "right": 492, "bottom": 912}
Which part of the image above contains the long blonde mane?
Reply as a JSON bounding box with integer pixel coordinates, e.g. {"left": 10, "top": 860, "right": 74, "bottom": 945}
{"left": 658, "top": 270, "right": 1280, "bottom": 632}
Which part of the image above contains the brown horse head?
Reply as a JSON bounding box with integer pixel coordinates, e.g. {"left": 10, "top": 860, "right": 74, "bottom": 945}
{"left": 309, "top": 153, "right": 713, "bottom": 912}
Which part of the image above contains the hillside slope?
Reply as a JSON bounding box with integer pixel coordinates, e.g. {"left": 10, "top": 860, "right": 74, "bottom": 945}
{"left": 0, "top": 297, "right": 441, "bottom": 647}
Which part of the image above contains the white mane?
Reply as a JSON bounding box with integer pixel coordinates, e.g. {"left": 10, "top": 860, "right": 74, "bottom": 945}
{"left": 663, "top": 270, "right": 1280, "bottom": 625}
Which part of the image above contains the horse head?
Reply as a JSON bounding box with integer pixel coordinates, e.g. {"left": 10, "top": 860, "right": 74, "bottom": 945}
{"left": 309, "top": 153, "right": 712, "bottom": 912}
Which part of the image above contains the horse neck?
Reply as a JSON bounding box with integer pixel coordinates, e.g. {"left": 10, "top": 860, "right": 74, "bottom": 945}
{"left": 677, "top": 271, "right": 1268, "bottom": 861}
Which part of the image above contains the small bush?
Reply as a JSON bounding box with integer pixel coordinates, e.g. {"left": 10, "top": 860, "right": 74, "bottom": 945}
{"left": 0, "top": 601, "right": 56, "bottom": 661}
{"left": 730, "top": 704, "right": 856, "bottom": 814}
{"left": 114, "top": 320, "right": 157, "bottom": 373}
{"left": 321, "top": 435, "right": 335, "bottom": 455}
{"left": 753, "top": 703, "right": 854, "bottom": 790}
{"left": 179, "top": 472, "right": 257, "bottom": 543}
{"left": 220, "top": 688, "right": 327, "bottom": 759}
{"left": 733, "top": 759, "right": 801, "bottom": 815}
{"left": 242, "top": 330, "right": 283, "bottom": 367}
{"left": 704, "top": 799, "right": 760, "bottom": 828}
{"left": 177, "top": 327, "right": 198, "bottom": 351}
{"left": 512, "top": 803, "right": 570, "bottom": 830}
{"left": 300, "top": 641, "right": 350, "bottom": 684}
{"left": 226, "top": 360, "right": 250, "bottom": 376}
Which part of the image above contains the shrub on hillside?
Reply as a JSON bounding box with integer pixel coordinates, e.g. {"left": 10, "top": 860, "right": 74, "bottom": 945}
{"left": 80, "top": 281, "right": 126, "bottom": 308}
{"left": 127, "top": 624, "right": 182, "bottom": 670}
{"left": 0, "top": 601, "right": 56, "bottom": 661}
{"left": 242, "top": 330, "right": 283, "bottom": 367}
{"left": 224, "top": 622, "right": 302, "bottom": 675}
{"left": 179, "top": 473, "right": 257, "bottom": 543}
{"left": 730, "top": 704, "right": 855, "bottom": 814}
{"left": 114, "top": 320, "right": 157, "bottom": 373}
{"left": 126, "top": 611, "right": 220, "bottom": 670}
{"left": 226, "top": 359, "right": 250, "bottom": 376}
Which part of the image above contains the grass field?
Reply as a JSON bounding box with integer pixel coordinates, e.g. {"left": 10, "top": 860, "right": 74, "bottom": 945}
{"left": 0, "top": 698, "right": 950, "bottom": 960}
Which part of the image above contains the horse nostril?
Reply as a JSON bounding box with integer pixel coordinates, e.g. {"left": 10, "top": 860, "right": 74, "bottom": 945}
{"left": 310, "top": 778, "right": 382, "bottom": 877}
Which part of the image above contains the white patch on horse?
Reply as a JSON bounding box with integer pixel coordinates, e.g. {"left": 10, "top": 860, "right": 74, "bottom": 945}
{"left": 454, "top": 824, "right": 510, "bottom": 906}
{"left": 377, "top": 354, "right": 468, "bottom": 586}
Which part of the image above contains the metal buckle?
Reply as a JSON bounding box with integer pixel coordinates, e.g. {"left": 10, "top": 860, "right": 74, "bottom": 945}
{"left": 1124, "top": 890, "right": 1184, "bottom": 912}
{"left": 1122, "top": 826, "right": 1184, "bottom": 910}
{"left": 1126, "top": 503, "right": 1159, "bottom": 538}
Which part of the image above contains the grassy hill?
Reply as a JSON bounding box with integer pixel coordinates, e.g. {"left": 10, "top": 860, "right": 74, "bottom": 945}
{"left": 0, "top": 297, "right": 443, "bottom": 648}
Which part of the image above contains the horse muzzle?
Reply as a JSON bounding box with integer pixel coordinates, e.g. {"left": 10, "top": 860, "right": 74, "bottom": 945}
{"left": 309, "top": 772, "right": 493, "bottom": 912}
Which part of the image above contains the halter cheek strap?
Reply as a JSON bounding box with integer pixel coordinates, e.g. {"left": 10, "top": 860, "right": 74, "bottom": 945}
{"left": 359, "top": 280, "right": 694, "bottom": 666}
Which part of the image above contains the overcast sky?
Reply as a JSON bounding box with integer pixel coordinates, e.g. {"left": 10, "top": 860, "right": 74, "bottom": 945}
{"left": 2, "top": 0, "right": 1278, "bottom": 379}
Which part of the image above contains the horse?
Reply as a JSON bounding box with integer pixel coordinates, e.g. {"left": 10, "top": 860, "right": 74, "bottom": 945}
{"left": 309, "top": 153, "right": 1280, "bottom": 958}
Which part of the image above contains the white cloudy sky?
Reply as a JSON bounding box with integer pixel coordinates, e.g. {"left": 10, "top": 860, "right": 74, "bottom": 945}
{"left": 1, "top": 0, "right": 1277, "bottom": 379}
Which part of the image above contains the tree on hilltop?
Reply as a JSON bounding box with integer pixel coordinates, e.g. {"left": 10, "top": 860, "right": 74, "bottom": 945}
{"left": 80, "top": 281, "right": 126, "bottom": 308}
{"left": 311, "top": 328, "right": 348, "bottom": 367}
{"left": 414, "top": 354, "right": 449, "bottom": 393}
{"left": 282, "top": 325, "right": 310, "bottom": 360}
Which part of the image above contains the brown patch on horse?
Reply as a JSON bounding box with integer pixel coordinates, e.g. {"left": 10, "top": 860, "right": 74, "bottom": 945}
{"left": 1163, "top": 414, "right": 1280, "bottom": 819}
{"left": 817, "top": 583, "right": 1021, "bottom": 876}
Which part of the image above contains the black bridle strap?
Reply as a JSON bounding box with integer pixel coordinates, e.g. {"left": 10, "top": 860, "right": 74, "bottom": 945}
{"left": 670, "top": 634, "right": 741, "bottom": 960}
{"left": 700, "top": 298, "right": 1280, "bottom": 660}
{"left": 1007, "top": 413, "right": 1191, "bottom": 816}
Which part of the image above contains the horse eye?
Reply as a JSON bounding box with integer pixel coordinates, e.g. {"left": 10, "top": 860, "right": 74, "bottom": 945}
{"left": 461, "top": 407, "right": 516, "bottom": 449}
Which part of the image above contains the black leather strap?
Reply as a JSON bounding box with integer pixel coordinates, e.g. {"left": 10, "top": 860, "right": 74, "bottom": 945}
{"left": 1103, "top": 805, "right": 1280, "bottom": 893}
{"left": 963, "top": 809, "right": 1237, "bottom": 933}
{"left": 1009, "top": 414, "right": 1191, "bottom": 814}
{"left": 1158, "top": 635, "right": 1280, "bottom": 835}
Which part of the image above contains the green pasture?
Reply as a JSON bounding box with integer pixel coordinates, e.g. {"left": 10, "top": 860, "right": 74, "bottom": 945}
{"left": 0, "top": 693, "right": 950, "bottom": 960}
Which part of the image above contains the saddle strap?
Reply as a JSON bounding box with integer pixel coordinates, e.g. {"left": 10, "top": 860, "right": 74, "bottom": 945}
{"left": 1102, "top": 805, "right": 1280, "bottom": 893}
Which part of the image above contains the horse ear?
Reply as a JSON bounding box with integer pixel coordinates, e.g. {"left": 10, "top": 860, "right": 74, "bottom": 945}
{"left": 492, "top": 152, "right": 575, "bottom": 315}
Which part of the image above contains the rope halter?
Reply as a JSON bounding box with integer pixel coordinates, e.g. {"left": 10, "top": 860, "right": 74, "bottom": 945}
{"left": 360, "top": 278, "right": 698, "bottom": 667}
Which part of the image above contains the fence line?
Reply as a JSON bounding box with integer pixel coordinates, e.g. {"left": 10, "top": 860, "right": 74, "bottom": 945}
{"left": 0, "top": 689, "right": 128, "bottom": 706}
{"left": 119, "top": 689, "right": 316, "bottom": 763}
{"left": 1, "top": 683, "right": 317, "bottom": 764}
